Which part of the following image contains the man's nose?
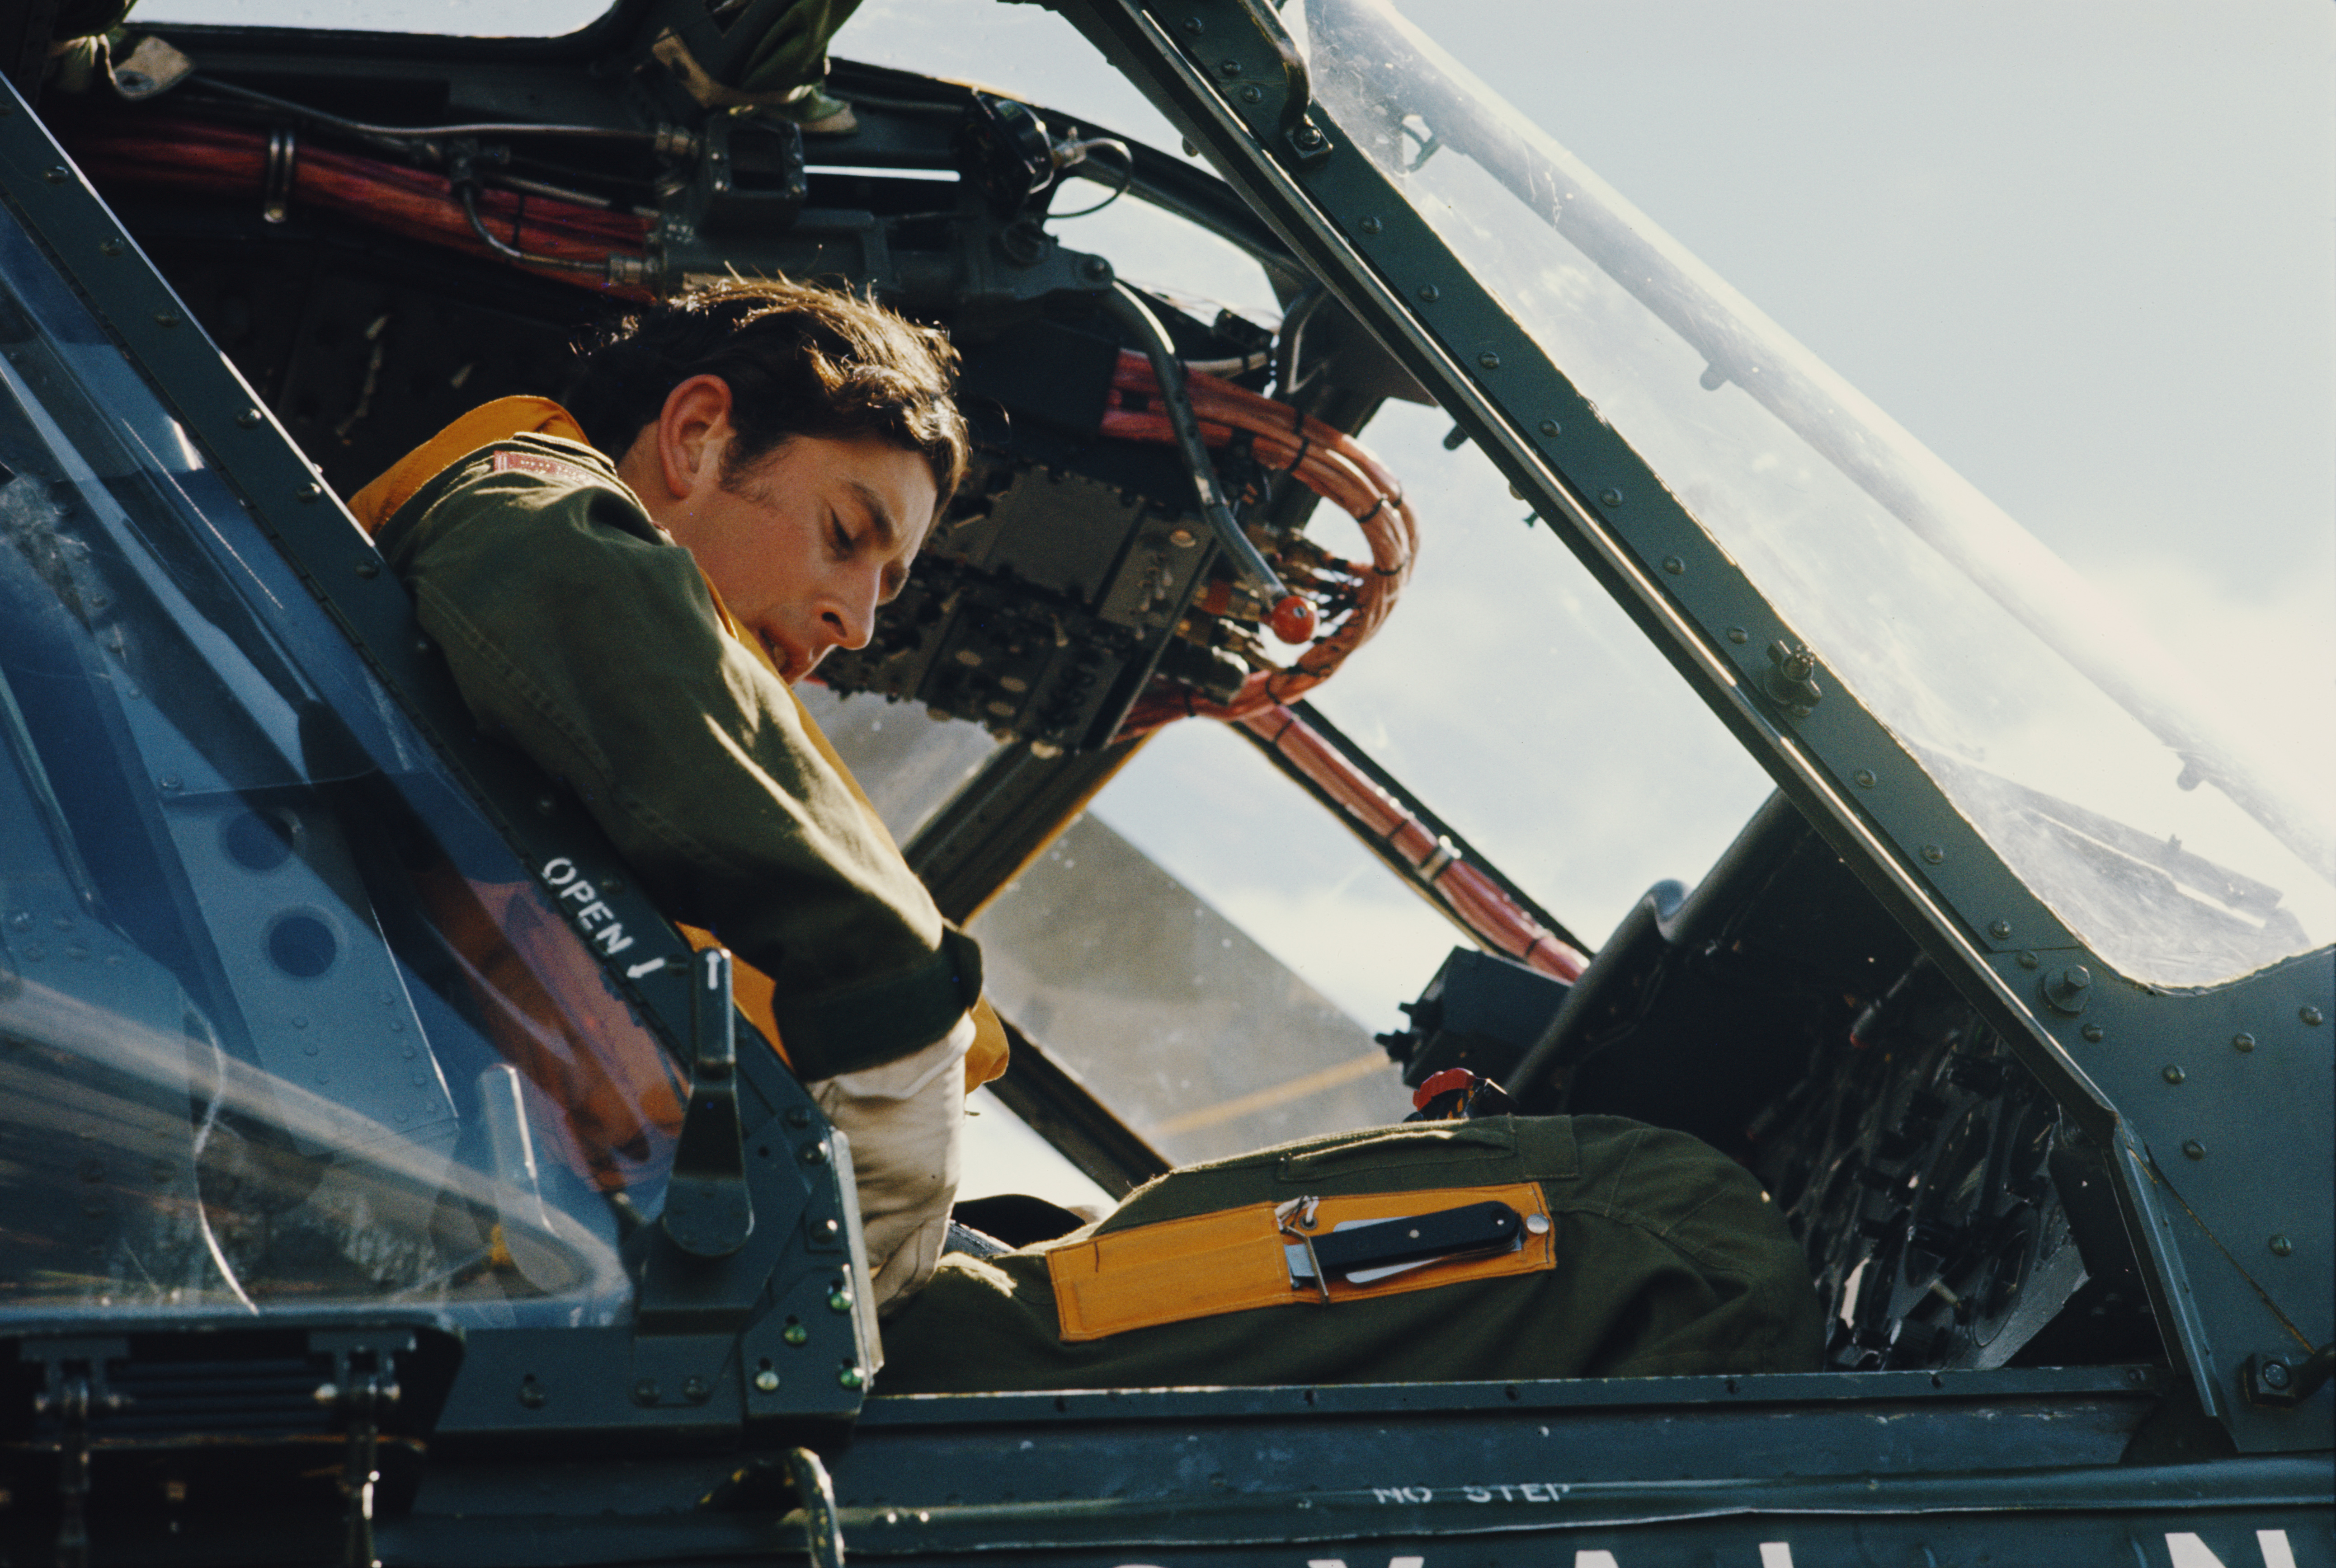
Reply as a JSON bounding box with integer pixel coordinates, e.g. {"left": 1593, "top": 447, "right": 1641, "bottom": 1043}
{"left": 819, "top": 578, "right": 878, "bottom": 651}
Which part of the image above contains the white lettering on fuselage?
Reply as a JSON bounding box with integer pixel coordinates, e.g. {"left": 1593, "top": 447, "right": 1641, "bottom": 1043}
{"left": 539, "top": 855, "right": 635, "bottom": 955}
{"left": 2166, "top": 1531, "right": 2297, "bottom": 1568}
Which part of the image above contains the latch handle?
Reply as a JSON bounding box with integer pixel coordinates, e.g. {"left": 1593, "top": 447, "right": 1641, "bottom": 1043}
{"left": 661, "top": 947, "right": 756, "bottom": 1258}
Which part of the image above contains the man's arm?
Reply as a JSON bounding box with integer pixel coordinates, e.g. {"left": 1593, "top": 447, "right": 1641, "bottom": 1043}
{"left": 377, "top": 445, "right": 976, "bottom": 1082}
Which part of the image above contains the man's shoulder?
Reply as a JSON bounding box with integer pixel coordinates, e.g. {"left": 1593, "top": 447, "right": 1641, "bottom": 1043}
{"left": 391, "top": 431, "right": 658, "bottom": 553}
{"left": 472, "top": 433, "right": 617, "bottom": 490}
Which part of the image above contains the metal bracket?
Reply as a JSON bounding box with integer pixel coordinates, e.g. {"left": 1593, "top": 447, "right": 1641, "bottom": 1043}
{"left": 782, "top": 1445, "right": 848, "bottom": 1568}
{"left": 663, "top": 946, "right": 756, "bottom": 1259}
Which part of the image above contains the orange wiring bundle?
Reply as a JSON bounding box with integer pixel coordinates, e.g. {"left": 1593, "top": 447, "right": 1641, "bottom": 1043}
{"left": 1102, "top": 348, "right": 1418, "bottom": 737}
{"left": 58, "top": 114, "right": 652, "bottom": 299}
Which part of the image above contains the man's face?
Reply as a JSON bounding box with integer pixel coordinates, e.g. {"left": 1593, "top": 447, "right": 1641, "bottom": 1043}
{"left": 664, "top": 432, "right": 937, "bottom": 685}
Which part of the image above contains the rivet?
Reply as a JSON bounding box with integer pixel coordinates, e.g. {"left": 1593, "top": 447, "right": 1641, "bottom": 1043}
{"left": 1524, "top": 1213, "right": 1550, "bottom": 1235}
{"left": 1987, "top": 920, "right": 2011, "bottom": 940}
{"left": 838, "top": 1367, "right": 864, "bottom": 1390}
{"left": 827, "top": 1289, "right": 853, "bottom": 1314}
{"left": 782, "top": 1323, "right": 810, "bottom": 1347}
{"left": 2016, "top": 951, "right": 2039, "bottom": 971}
{"left": 2162, "top": 1065, "right": 2185, "bottom": 1085}
{"left": 1239, "top": 85, "right": 1262, "bottom": 103}
{"left": 1921, "top": 845, "right": 1944, "bottom": 864}
{"left": 2181, "top": 1140, "right": 2205, "bottom": 1160}
{"left": 754, "top": 1370, "right": 780, "bottom": 1393}
{"left": 2269, "top": 1235, "right": 2293, "bottom": 1257}
{"left": 43, "top": 166, "right": 68, "bottom": 183}
{"left": 682, "top": 1376, "right": 711, "bottom": 1403}
{"left": 785, "top": 1106, "right": 812, "bottom": 1127}
{"left": 1478, "top": 351, "right": 1500, "bottom": 370}
{"left": 158, "top": 774, "right": 182, "bottom": 793}
{"left": 631, "top": 1379, "right": 659, "bottom": 1407}
{"left": 2082, "top": 1024, "right": 2104, "bottom": 1042}
{"left": 1181, "top": 15, "right": 1203, "bottom": 33}
{"left": 235, "top": 408, "right": 264, "bottom": 428}
{"left": 1359, "top": 216, "right": 1382, "bottom": 235}
{"left": 1661, "top": 556, "right": 1683, "bottom": 575}
{"left": 2232, "top": 1033, "right": 2255, "bottom": 1053}
{"left": 1851, "top": 769, "right": 1875, "bottom": 788}
{"left": 2303, "top": 1006, "right": 2325, "bottom": 1026}
{"left": 1598, "top": 488, "right": 1623, "bottom": 507}
{"left": 98, "top": 238, "right": 122, "bottom": 257}
{"left": 1218, "top": 58, "right": 1242, "bottom": 76}
{"left": 517, "top": 1377, "right": 546, "bottom": 1409}
{"left": 1168, "top": 527, "right": 1196, "bottom": 548}
{"left": 298, "top": 483, "right": 323, "bottom": 502}
{"left": 355, "top": 559, "right": 380, "bottom": 578}
{"left": 153, "top": 312, "right": 181, "bottom": 328}
{"left": 801, "top": 1141, "right": 829, "bottom": 1164}
{"left": 1418, "top": 284, "right": 1439, "bottom": 303}
{"left": 1538, "top": 418, "right": 1559, "bottom": 437}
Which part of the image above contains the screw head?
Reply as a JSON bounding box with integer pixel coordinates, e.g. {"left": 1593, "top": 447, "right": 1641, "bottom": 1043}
{"left": 236, "top": 407, "right": 264, "bottom": 428}
{"left": 2232, "top": 1032, "right": 2256, "bottom": 1052}
{"left": 153, "top": 312, "right": 181, "bottom": 328}
{"left": 1417, "top": 284, "right": 1440, "bottom": 303}
{"left": 1598, "top": 488, "right": 1623, "bottom": 507}
{"left": 2016, "top": 951, "right": 2039, "bottom": 971}
{"left": 782, "top": 1323, "right": 810, "bottom": 1347}
{"left": 785, "top": 1106, "right": 812, "bottom": 1127}
{"left": 1239, "top": 85, "right": 1262, "bottom": 103}
{"left": 2269, "top": 1234, "right": 2293, "bottom": 1257}
{"left": 1920, "top": 845, "right": 1945, "bottom": 865}
{"left": 1292, "top": 125, "right": 1324, "bottom": 150}
{"left": 1538, "top": 418, "right": 1560, "bottom": 437}
{"left": 827, "top": 1288, "right": 853, "bottom": 1314}
{"left": 1988, "top": 920, "right": 2012, "bottom": 940}
{"left": 1478, "top": 351, "right": 1501, "bottom": 370}
{"left": 1181, "top": 15, "right": 1203, "bottom": 33}
{"left": 1662, "top": 556, "right": 1684, "bottom": 575}
{"left": 1852, "top": 769, "right": 1876, "bottom": 789}
{"left": 682, "top": 1376, "right": 711, "bottom": 1403}
{"left": 754, "top": 1369, "right": 780, "bottom": 1393}
{"left": 2082, "top": 1024, "right": 2104, "bottom": 1042}
{"left": 517, "top": 1377, "right": 546, "bottom": 1409}
{"left": 98, "top": 238, "right": 122, "bottom": 257}
{"left": 2162, "top": 1065, "right": 2185, "bottom": 1084}
{"left": 43, "top": 166, "right": 68, "bottom": 183}
{"left": 801, "top": 1141, "right": 829, "bottom": 1165}
{"left": 1726, "top": 627, "right": 1749, "bottom": 645}
{"left": 2181, "top": 1140, "right": 2205, "bottom": 1160}
{"left": 2259, "top": 1359, "right": 2292, "bottom": 1390}
{"left": 631, "top": 1379, "right": 659, "bottom": 1407}
{"left": 838, "top": 1367, "right": 864, "bottom": 1391}
{"left": 355, "top": 559, "right": 380, "bottom": 579}
{"left": 298, "top": 482, "right": 324, "bottom": 502}
{"left": 1218, "top": 58, "right": 1242, "bottom": 76}
{"left": 1081, "top": 255, "right": 1111, "bottom": 282}
{"left": 2303, "top": 1006, "right": 2325, "bottom": 1026}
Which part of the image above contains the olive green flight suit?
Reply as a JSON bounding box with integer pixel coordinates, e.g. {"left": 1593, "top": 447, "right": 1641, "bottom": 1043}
{"left": 880, "top": 1115, "right": 1824, "bottom": 1390}
{"left": 372, "top": 430, "right": 972, "bottom": 1080}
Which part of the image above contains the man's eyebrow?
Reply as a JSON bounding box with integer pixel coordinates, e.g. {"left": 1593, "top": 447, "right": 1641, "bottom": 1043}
{"left": 846, "top": 479, "right": 902, "bottom": 550}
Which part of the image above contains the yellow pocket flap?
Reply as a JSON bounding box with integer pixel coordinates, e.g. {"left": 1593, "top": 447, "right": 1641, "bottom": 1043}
{"left": 1047, "top": 1181, "right": 1554, "bottom": 1343}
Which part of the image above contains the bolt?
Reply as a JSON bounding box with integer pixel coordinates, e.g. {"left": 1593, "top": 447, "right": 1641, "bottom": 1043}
{"left": 1662, "top": 556, "right": 1683, "bottom": 575}
{"left": 1418, "top": 284, "right": 1439, "bottom": 303}
{"left": 801, "top": 1141, "right": 829, "bottom": 1165}
{"left": 1240, "top": 85, "right": 1262, "bottom": 104}
{"left": 1598, "top": 488, "right": 1623, "bottom": 507}
{"left": 44, "top": 167, "right": 68, "bottom": 183}
{"left": 2270, "top": 1235, "right": 2293, "bottom": 1257}
{"left": 1292, "top": 125, "right": 1324, "bottom": 150}
{"left": 631, "top": 1379, "right": 659, "bottom": 1407}
{"left": 158, "top": 774, "right": 182, "bottom": 793}
{"left": 2162, "top": 1065, "right": 2185, "bottom": 1085}
{"left": 356, "top": 559, "right": 380, "bottom": 578}
{"left": 1852, "top": 769, "right": 1876, "bottom": 789}
{"left": 1181, "top": 15, "right": 1203, "bottom": 33}
{"left": 828, "top": 1288, "right": 853, "bottom": 1314}
{"left": 1081, "top": 255, "right": 1111, "bottom": 282}
{"left": 2232, "top": 1033, "right": 2255, "bottom": 1052}
{"left": 2017, "top": 951, "right": 2039, "bottom": 971}
{"left": 98, "top": 238, "right": 121, "bottom": 257}
{"left": 517, "top": 1378, "right": 546, "bottom": 1410}
{"left": 682, "top": 1376, "right": 710, "bottom": 1403}
{"left": 838, "top": 1368, "right": 864, "bottom": 1391}
{"left": 2082, "top": 1024, "right": 2104, "bottom": 1042}
{"left": 2181, "top": 1140, "right": 2205, "bottom": 1160}
{"left": 2259, "top": 1359, "right": 2292, "bottom": 1390}
{"left": 2303, "top": 1006, "right": 2325, "bottom": 1027}
{"left": 154, "top": 312, "right": 180, "bottom": 328}
{"left": 1988, "top": 920, "right": 2012, "bottom": 940}
{"left": 2044, "top": 965, "right": 2092, "bottom": 1015}
{"left": 1360, "top": 216, "right": 1382, "bottom": 235}
{"left": 782, "top": 1323, "right": 810, "bottom": 1347}
{"left": 299, "top": 483, "right": 323, "bottom": 502}
{"left": 1538, "top": 418, "right": 1560, "bottom": 437}
{"left": 237, "top": 408, "right": 264, "bottom": 428}
{"left": 1726, "top": 627, "right": 1748, "bottom": 644}
{"left": 1218, "top": 58, "right": 1242, "bottom": 77}
{"left": 754, "top": 1369, "right": 780, "bottom": 1393}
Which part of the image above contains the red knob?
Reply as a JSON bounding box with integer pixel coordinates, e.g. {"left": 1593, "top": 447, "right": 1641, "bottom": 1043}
{"left": 1413, "top": 1068, "right": 1480, "bottom": 1110}
{"left": 1269, "top": 594, "right": 1317, "bottom": 645}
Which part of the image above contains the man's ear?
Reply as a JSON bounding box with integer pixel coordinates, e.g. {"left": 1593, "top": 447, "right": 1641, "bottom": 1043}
{"left": 656, "top": 374, "right": 736, "bottom": 500}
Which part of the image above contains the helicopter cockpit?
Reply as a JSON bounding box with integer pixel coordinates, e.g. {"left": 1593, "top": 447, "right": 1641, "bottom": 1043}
{"left": 0, "top": 0, "right": 2326, "bottom": 1558}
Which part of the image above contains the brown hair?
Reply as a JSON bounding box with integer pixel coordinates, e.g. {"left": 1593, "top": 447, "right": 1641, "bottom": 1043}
{"left": 565, "top": 278, "right": 968, "bottom": 510}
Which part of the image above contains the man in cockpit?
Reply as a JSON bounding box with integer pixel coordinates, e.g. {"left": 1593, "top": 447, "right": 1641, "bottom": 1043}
{"left": 356, "top": 278, "right": 1823, "bottom": 1390}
